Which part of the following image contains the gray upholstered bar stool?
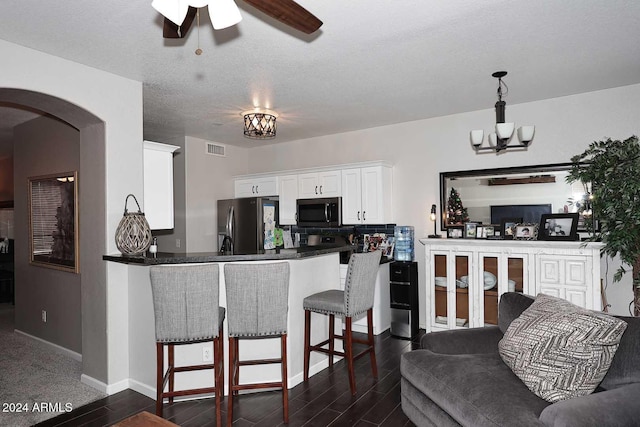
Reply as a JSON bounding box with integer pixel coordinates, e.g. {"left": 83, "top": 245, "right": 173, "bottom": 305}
{"left": 224, "top": 262, "right": 290, "bottom": 426}
{"left": 303, "top": 250, "right": 382, "bottom": 395}
{"left": 149, "top": 264, "right": 225, "bottom": 424}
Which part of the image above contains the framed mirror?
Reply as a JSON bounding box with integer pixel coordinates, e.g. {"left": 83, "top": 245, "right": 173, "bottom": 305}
{"left": 28, "top": 172, "right": 79, "bottom": 273}
{"left": 439, "top": 163, "right": 589, "bottom": 233}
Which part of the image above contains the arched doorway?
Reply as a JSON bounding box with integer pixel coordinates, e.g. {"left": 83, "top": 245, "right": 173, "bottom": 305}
{"left": 0, "top": 88, "right": 107, "bottom": 383}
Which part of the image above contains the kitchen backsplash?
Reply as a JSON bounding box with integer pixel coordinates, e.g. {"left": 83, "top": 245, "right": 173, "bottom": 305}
{"left": 287, "top": 224, "right": 397, "bottom": 246}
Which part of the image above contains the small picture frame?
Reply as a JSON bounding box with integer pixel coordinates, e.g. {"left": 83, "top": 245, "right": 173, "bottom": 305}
{"left": 500, "top": 217, "right": 523, "bottom": 240}
{"left": 514, "top": 223, "right": 538, "bottom": 240}
{"left": 447, "top": 226, "right": 463, "bottom": 239}
{"left": 538, "top": 213, "right": 579, "bottom": 241}
{"left": 476, "top": 226, "right": 484, "bottom": 239}
{"left": 464, "top": 222, "right": 480, "bottom": 239}
{"left": 483, "top": 225, "right": 496, "bottom": 238}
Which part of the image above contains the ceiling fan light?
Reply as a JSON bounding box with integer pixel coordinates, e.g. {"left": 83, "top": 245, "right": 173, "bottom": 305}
{"left": 518, "top": 125, "right": 535, "bottom": 146}
{"left": 152, "top": 0, "right": 189, "bottom": 25}
{"left": 495, "top": 122, "right": 515, "bottom": 140}
{"left": 470, "top": 130, "right": 484, "bottom": 148}
{"left": 188, "top": 0, "right": 209, "bottom": 7}
{"left": 208, "top": 0, "right": 242, "bottom": 30}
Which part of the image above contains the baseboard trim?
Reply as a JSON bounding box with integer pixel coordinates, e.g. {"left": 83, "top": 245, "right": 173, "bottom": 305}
{"left": 128, "top": 379, "right": 156, "bottom": 400}
{"left": 81, "top": 375, "right": 130, "bottom": 396}
{"left": 14, "top": 328, "right": 82, "bottom": 362}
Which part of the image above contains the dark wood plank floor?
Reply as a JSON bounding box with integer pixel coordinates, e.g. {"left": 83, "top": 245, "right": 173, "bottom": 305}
{"left": 36, "top": 330, "right": 421, "bottom": 427}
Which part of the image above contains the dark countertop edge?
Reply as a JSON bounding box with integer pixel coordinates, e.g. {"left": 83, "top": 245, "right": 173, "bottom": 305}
{"left": 103, "top": 244, "right": 355, "bottom": 265}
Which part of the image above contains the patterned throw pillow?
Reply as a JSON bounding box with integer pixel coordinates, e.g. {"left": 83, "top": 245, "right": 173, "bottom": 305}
{"left": 498, "top": 293, "right": 627, "bottom": 403}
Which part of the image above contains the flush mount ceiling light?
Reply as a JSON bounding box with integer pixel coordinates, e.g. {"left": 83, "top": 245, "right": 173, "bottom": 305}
{"left": 471, "top": 71, "right": 535, "bottom": 153}
{"left": 242, "top": 110, "right": 277, "bottom": 139}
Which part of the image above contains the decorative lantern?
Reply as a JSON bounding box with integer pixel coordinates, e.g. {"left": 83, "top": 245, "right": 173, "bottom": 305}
{"left": 115, "top": 194, "right": 152, "bottom": 255}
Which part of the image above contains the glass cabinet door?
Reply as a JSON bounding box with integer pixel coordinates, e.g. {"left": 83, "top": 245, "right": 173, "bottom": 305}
{"left": 431, "top": 251, "right": 471, "bottom": 329}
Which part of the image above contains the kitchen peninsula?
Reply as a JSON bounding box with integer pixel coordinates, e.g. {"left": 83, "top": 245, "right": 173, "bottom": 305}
{"left": 103, "top": 244, "right": 352, "bottom": 400}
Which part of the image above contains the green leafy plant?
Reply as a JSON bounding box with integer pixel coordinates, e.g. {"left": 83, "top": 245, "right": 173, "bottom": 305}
{"left": 567, "top": 136, "right": 640, "bottom": 316}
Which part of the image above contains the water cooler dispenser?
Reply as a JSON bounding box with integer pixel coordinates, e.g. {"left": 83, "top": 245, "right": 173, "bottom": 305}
{"left": 389, "top": 261, "right": 419, "bottom": 339}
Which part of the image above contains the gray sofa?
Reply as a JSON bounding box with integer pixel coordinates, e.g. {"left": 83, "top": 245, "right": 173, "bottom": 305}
{"left": 400, "top": 292, "right": 640, "bottom": 427}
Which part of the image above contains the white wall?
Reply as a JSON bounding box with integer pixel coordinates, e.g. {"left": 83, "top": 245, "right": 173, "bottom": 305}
{"left": 242, "top": 84, "right": 640, "bottom": 318}
{"left": 1, "top": 39, "right": 143, "bottom": 387}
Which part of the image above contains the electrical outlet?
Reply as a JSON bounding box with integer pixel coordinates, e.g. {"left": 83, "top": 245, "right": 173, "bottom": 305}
{"left": 176, "top": 238, "right": 181, "bottom": 248}
{"left": 202, "top": 346, "right": 213, "bottom": 362}
{"left": 41, "top": 310, "right": 47, "bottom": 323}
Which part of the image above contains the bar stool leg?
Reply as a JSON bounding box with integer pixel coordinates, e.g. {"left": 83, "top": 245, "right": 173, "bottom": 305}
{"left": 345, "top": 317, "right": 356, "bottom": 395}
{"left": 367, "top": 309, "right": 378, "bottom": 379}
{"left": 156, "top": 343, "right": 164, "bottom": 416}
{"left": 281, "top": 334, "right": 289, "bottom": 423}
{"left": 168, "top": 344, "right": 175, "bottom": 404}
{"left": 227, "top": 336, "right": 235, "bottom": 427}
{"left": 329, "top": 314, "right": 335, "bottom": 367}
{"left": 303, "top": 310, "right": 311, "bottom": 381}
{"left": 213, "top": 336, "right": 222, "bottom": 427}
{"left": 233, "top": 339, "right": 240, "bottom": 396}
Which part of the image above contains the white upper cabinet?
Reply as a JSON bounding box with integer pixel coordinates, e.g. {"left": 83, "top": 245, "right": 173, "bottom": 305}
{"left": 143, "top": 141, "right": 180, "bottom": 230}
{"left": 297, "top": 170, "right": 342, "bottom": 199}
{"left": 234, "top": 176, "right": 278, "bottom": 197}
{"left": 341, "top": 166, "right": 392, "bottom": 224}
{"left": 278, "top": 174, "right": 299, "bottom": 225}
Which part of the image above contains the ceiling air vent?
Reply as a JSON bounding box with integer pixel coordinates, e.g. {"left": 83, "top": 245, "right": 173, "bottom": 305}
{"left": 206, "top": 142, "right": 226, "bottom": 157}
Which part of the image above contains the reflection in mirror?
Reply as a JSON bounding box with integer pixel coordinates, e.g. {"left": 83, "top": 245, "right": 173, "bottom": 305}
{"left": 439, "top": 163, "right": 588, "bottom": 231}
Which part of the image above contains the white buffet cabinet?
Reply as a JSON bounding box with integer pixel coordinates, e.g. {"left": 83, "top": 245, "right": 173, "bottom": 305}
{"left": 420, "top": 238, "right": 604, "bottom": 333}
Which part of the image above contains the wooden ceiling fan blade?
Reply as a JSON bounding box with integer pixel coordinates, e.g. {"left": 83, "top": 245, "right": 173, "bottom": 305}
{"left": 163, "top": 7, "right": 198, "bottom": 38}
{"left": 242, "top": 0, "right": 322, "bottom": 34}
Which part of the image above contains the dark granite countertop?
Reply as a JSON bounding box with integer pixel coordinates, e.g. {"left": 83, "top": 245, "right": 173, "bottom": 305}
{"left": 103, "top": 244, "right": 355, "bottom": 265}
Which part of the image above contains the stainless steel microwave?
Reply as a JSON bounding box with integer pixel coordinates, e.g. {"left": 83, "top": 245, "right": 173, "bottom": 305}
{"left": 296, "top": 197, "right": 342, "bottom": 227}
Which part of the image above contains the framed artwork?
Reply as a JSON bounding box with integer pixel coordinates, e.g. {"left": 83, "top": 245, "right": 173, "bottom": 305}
{"left": 476, "top": 226, "right": 484, "bottom": 239}
{"left": 538, "top": 213, "right": 579, "bottom": 241}
{"left": 500, "top": 217, "right": 522, "bottom": 240}
{"left": 514, "top": 223, "right": 539, "bottom": 240}
{"left": 447, "top": 226, "right": 463, "bottom": 238}
{"left": 28, "top": 172, "right": 79, "bottom": 273}
{"left": 464, "top": 222, "right": 480, "bottom": 239}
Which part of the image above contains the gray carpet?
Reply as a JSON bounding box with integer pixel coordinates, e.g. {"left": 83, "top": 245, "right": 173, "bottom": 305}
{"left": 0, "top": 304, "right": 107, "bottom": 426}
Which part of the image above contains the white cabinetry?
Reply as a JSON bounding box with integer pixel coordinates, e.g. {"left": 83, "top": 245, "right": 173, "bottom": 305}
{"left": 234, "top": 176, "right": 278, "bottom": 197}
{"left": 342, "top": 166, "right": 392, "bottom": 224}
{"left": 339, "top": 262, "right": 391, "bottom": 335}
{"left": 420, "top": 239, "right": 603, "bottom": 333}
{"left": 278, "top": 174, "right": 298, "bottom": 225}
{"left": 143, "top": 141, "right": 180, "bottom": 230}
{"left": 297, "top": 170, "right": 342, "bottom": 199}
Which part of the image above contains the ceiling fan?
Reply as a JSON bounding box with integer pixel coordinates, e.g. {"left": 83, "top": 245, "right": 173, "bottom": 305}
{"left": 152, "top": 0, "right": 323, "bottom": 38}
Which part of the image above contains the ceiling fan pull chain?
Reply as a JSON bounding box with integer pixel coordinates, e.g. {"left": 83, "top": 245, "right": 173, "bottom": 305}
{"left": 195, "top": 8, "right": 203, "bottom": 55}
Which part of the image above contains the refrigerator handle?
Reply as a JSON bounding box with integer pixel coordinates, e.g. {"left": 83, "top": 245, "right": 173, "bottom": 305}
{"left": 228, "top": 205, "right": 235, "bottom": 252}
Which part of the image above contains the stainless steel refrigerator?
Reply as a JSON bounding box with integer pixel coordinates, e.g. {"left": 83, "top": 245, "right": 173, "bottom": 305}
{"left": 217, "top": 197, "right": 279, "bottom": 254}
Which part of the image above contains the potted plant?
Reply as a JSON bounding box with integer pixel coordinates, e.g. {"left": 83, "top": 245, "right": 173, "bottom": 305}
{"left": 567, "top": 135, "right": 640, "bottom": 316}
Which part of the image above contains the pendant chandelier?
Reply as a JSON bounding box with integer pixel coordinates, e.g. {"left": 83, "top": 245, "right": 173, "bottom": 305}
{"left": 471, "top": 71, "right": 535, "bottom": 153}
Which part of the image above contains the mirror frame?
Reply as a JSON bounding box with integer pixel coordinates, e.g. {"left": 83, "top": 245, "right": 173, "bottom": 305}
{"left": 439, "top": 162, "right": 574, "bottom": 231}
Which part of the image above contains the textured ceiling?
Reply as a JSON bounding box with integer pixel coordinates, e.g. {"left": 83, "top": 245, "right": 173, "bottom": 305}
{"left": 1, "top": 0, "right": 640, "bottom": 149}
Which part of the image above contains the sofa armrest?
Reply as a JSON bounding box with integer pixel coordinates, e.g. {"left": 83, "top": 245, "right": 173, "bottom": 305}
{"left": 420, "top": 326, "right": 503, "bottom": 355}
{"left": 539, "top": 383, "right": 640, "bottom": 427}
